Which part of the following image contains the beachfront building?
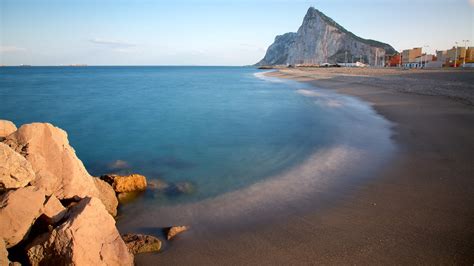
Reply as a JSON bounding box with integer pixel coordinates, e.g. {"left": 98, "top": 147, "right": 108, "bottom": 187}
{"left": 447, "top": 46, "right": 466, "bottom": 61}
{"left": 402, "top": 47, "right": 422, "bottom": 68}
{"left": 385, "top": 53, "right": 401, "bottom": 67}
{"left": 445, "top": 46, "right": 466, "bottom": 67}
{"left": 433, "top": 46, "right": 474, "bottom": 67}
{"left": 415, "top": 54, "right": 435, "bottom": 68}
{"left": 464, "top": 47, "right": 474, "bottom": 63}
{"left": 436, "top": 50, "right": 449, "bottom": 66}
{"left": 462, "top": 47, "right": 474, "bottom": 67}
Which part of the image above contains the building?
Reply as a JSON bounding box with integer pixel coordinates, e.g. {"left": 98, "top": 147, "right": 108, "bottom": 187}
{"left": 425, "top": 60, "right": 443, "bottom": 68}
{"left": 436, "top": 50, "right": 448, "bottom": 65}
{"left": 414, "top": 54, "right": 435, "bottom": 68}
{"left": 402, "top": 48, "right": 422, "bottom": 67}
{"left": 385, "top": 53, "right": 401, "bottom": 67}
{"left": 447, "top": 46, "right": 466, "bottom": 61}
{"left": 445, "top": 46, "right": 468, "bottom": 66}
{"left": 465, "top": 47, "right": 474, "bottom": 63}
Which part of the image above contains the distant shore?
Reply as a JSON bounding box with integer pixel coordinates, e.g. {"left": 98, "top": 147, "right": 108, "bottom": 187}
{"left": 138, "top": 67, "right": 474, "bottom": 264}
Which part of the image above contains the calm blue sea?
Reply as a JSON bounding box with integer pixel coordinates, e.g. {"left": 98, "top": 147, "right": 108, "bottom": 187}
{"left": 0, "top": 66, "right": 390, "bottom": 209}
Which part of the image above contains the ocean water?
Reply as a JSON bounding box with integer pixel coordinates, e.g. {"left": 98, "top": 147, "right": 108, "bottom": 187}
{"left": 0, "top": 66, "right": 393, "bottom": 228}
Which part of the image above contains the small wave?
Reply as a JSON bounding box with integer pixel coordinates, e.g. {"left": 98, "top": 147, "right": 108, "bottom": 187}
{"left": 296, "top": 89, "right": 322, "bottom": 97}
{"left": 297, "top": 89, "right": 344, "bottom": 108}
{"left": 119, "top": 144, "right": 365, "bottom": 228}
{"left": 253, "top": 71, "right": 284, "bottom": 83}
{"left": 326, "top": 99, "right": 343, "bottom": 108}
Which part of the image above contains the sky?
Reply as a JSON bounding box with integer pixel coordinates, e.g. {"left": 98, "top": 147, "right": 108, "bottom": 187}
{"left": 1, "top": 0, "right": 473, "bottom": 66}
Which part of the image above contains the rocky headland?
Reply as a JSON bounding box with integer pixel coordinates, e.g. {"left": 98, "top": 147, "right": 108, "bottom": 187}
{"left": 0, "top": 120, "right": 186, "bottom": 265}
{"left": 256, "top": 7, "right": 396, "bottom": 66}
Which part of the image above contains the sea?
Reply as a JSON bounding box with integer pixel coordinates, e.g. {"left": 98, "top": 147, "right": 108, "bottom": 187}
{"left": 0, "top": 66, "right": 394, "bottom": 230}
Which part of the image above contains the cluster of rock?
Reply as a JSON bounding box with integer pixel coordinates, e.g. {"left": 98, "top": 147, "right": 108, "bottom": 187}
{"left": 256, "top": 7, "right": 396, "bottom": 66}
{"left": 0, "top": 120, "right": 188, "bottom": 265}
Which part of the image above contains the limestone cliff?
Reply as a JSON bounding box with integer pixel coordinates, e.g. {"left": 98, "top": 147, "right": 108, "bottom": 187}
{"left": 257, "top": 7, "right": 396, "bottom": 66}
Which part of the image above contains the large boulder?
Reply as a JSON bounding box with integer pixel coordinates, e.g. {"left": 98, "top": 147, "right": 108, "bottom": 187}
{"left": 93, "top": 178, "right": 118, "bottom": 217}
{"left": 30, "top": 169, "right": 60, "bottom": 198}
{"left": 122, "top": 233, "right": 161, "bottom": 254}
{"left": 0, "top": 142, "right": 36, "bottom": 192}
{"left": 0, "top": 239, "right": 8, "bottom": 266}
{"left": 0, "top": 186, "right": 46, "bottom": 248}
{"left": 3, "top": 123, "right": 117, "bottom": 216}
{"left": 26, "top": 197, "right": 133, "bottom": 266}
{"left": 100, "top": 174, "right": 147, "bottom": 193}
{"left": 0, "top": 120, "right": 17, "bottom": 140}
{"left": 4, "top": 123, "right": 98, "bottom": 200}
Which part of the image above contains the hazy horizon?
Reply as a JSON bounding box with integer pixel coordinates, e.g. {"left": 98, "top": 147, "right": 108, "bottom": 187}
{"left": 1, "top": 0, "right": 473, "bottom": 66}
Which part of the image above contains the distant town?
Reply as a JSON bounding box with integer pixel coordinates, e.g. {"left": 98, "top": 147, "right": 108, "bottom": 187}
{"left": 386, "top": 43, "right": 473, "bottom": 69}
{"left": 286, "top": 43, "right": 474, "bottom": 69}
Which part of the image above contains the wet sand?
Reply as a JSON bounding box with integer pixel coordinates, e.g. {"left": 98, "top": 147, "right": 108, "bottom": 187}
{"left": 135, "top": 68, "right": 474, "bottom": 264}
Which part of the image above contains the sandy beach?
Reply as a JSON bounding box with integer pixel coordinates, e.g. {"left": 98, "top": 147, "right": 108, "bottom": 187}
{"left": 135, "top": 68, "right": 474, "bottom": 265}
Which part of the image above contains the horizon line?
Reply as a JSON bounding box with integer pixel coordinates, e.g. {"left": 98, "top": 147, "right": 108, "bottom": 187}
{"left": 0, "top": 65, "right": 254, "bottom": 67}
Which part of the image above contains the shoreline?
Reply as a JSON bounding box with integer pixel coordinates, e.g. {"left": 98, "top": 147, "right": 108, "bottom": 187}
{"left": 136, "top": 68, "right": 474, "bottom": 264}
{"left": 117, "top": 75, "right": 395, "bottom": 242}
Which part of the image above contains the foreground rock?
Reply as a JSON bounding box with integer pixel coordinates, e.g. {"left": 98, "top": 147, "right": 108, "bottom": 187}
{"left": 0, "top": 120, "right": 17, "bottom": 140}
{"left": 4, "top": 123, "right": 117, "bottom": 216}
{"left": 93, "top": 178, "right": 118, "bottom": 217}
{"left": 166, "top": 226, "right": 189, "bottom": 240}
{"left": 27, "top": 197, "right": 133, "bottom": 265}
{"left": 122, "top": 233, "right": 161, "bottom": 254}
{"left": 42, "top": 195, "right": 66, "bottom": 224}
{"left": 0, "top": 186, "right": 45, "bottom": 248}
{"left": 4, "top": 123, "right": 97, "bottom": 199}
{"left": 101, "top": 173, "right": 147, "bottom": 193}
{"left": 0, "top": 239, "right": 8, "bottom": 266}
{"left": 0, "top": 143, "right": 36, "bottom": 192}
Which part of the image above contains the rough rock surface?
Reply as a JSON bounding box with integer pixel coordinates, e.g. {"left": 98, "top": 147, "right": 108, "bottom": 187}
{"left": 0, "top": 120, "right": 17, "bottom": 140}
{"left": 42, "top": 195, "right": 66, "bottom": 224}
{"left": 0, "top": 186, "right": 46, "bottom": 248}
{"left": 0, "top": 143, "right": 36, "bottom": 192}
{"left": 3, "top": 123, "right": 117, "bottom": 215}
{"left": 166, "top": 226, "right": 189, "bottom": 240}
{"left": 0, "top": 239, "right": 8, "bottom": 266}
{"left": 26, "top": 197, "right": 133, "bottom": 266}
{"left": 122, "top": 233, "right": 161, "bottom": 254}
{"left": 93, "top": 178, "right": 118, "bottom": 217}
{"left": 29, "top": 169, "right": 60, "bottom": 198}
{"left": 4, "top": 123, "right": 99, "bottom": 200}
{"left": 100, "top": 174, "right": 147, "bottom": 193}
{"left": 256, "top": 7, "right": 396, "bottom": 66}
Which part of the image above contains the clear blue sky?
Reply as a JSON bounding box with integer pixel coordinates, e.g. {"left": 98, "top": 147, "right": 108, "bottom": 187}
{"left": 1, "top": 0, "right": 473, "bottom": 65}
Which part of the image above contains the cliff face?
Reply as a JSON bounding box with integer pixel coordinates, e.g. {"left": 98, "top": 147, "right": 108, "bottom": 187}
{"left": 257, "top": 7, "right": 396, "bottom": 66}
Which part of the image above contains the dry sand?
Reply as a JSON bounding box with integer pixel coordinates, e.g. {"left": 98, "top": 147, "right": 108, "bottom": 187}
{"left": 136, "top": 68, "right": 474, "bottom": 265}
